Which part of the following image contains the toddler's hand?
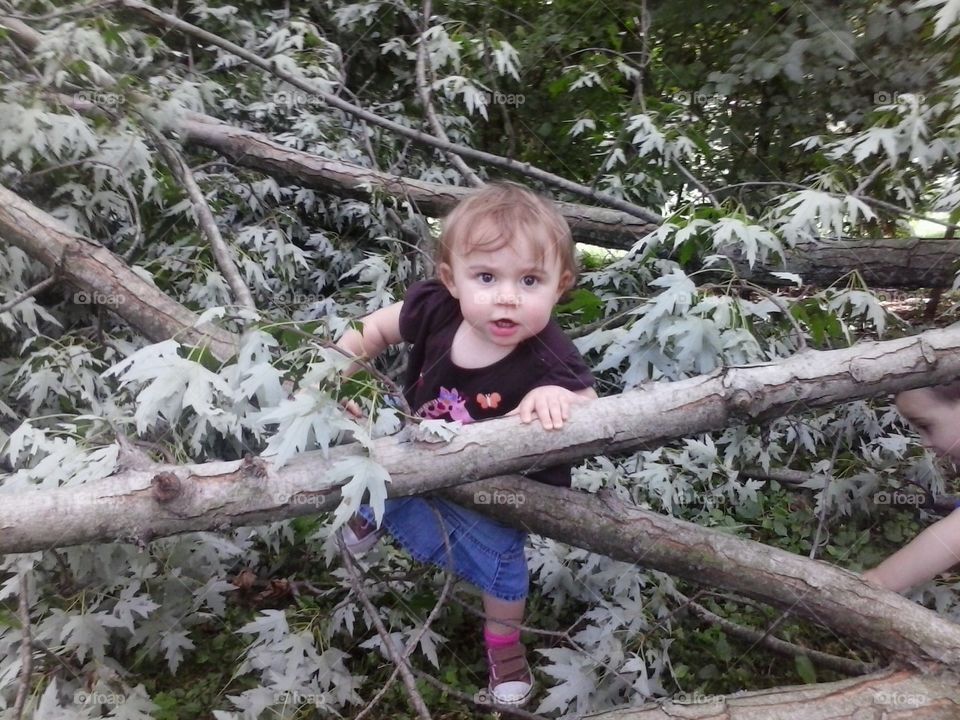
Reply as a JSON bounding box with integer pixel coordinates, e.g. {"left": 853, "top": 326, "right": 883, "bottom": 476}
{"left": 509, "top": 385, "right": 589, "bottom": 430}
{"left": 340, "top": 397, "right": 365, "bottom": 420}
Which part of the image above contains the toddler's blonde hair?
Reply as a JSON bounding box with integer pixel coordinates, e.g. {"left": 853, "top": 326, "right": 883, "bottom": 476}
{"left": 437, "top": 182, "right": 577, "bottom": 289}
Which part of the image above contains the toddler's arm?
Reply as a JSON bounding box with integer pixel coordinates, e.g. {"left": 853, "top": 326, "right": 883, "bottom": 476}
{"left": 863, "top": 509, "right": 960, "bottom": 592}
{"left": 336, "top": 302, "right": 404, "bottom": 375}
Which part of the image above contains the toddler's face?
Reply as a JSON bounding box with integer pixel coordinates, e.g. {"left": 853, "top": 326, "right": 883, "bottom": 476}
{"left": 896, "top": 388, "right": 960, "bottom": 463}
{"left": 439, "top": 231, "right": 570, "bottom": 351}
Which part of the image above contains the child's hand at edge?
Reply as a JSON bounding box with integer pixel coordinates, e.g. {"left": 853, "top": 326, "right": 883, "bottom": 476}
{"left": 509, "top": 385, "right": 595, "bottom": 430}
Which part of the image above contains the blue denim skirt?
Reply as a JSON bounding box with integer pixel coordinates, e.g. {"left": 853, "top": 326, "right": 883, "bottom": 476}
{"left": 358, "top": 497, "right": 529, "bottom": 601}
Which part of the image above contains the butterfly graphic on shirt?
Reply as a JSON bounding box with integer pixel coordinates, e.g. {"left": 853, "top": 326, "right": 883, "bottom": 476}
{"left": 476, "top": 392, "right": 501, "bottom": 410}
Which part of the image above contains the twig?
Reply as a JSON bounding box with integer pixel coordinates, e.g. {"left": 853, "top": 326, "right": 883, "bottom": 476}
{"left": 276, "top": 324, "right": 413, "bottom": 420}
{"left": 354, "top": 505, "right": 455, "bottom": 720}
{"left": 479, "top": 31, "right": 516, "bottom": 159}
{"left": 679, "top": 592, "right": 875, "bottom": 676}
{"left": 339, "top": 534, "right": 433, "bottom": 720}
{"left": 118, "top": 0, "right": 664, "bottom": 225}
{"left": 736, "top": 280, "right": 808, "bottom": 351}
{"left": 673, "top": 158, "right": 721, "bottom": 209}
{"left": 13, "top": 572, "right": 33, "bottom": 720}
{"left": 810, "top": 435, "right": 844, "bottom": 560}
{"left": 149, "top": 130, "right": 256, "bottom": 311}
{"left": 0, "top": 276, "right": 56, "bottom": 314}
{"left": 15, "top": 157, "right": 145, "bottom": 255}
{"left": 853, "top": 160, "right": 890, "bottom": 195}
{"left": 415, "top": 0, "right": 483, "bottom": 188}
{"left": 588, "top": 1, "right": 650, "bottom": 190}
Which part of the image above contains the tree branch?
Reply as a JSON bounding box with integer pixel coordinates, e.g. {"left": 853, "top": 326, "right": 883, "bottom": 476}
{"left": 12, "top": 571, "right": 32, "bottom": 720}
{"left": 0, "top": 276, "right": 56, "bottom": 315}
{"left": 5, "top": 322, "right": 960, "bottom": 554}
{"left": 116, "top": 0, "right": 664, "bottom": 225}
{"left": 339, "top": 534, "right": 433, "bottom": 720}
{"left": 679, "top": 592, "right": 876, "bottom": 676}
{"left": 415, "top": 0, "right": 483, "bottom": 188}
{"left": 150, "top": 131, "right": 256, "bottom": 311}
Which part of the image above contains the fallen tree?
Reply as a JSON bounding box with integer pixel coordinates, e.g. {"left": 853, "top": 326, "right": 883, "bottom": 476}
{"left": 5, "top": 8, "right": 960, "bottom": 718}
{"left": 584, "top": 668, "right": 960, "bottom": 719}
{"left": 181, "top": 117, "right": 960, "bottom": 288}
{"left": 4, "top": 320, "right": 960, "bottom": 554}
{"left": 0, "top": 184, "right": 239, "bottom": 361}
{"left": 5, "top": 13, "right": 956, "bottom": 289}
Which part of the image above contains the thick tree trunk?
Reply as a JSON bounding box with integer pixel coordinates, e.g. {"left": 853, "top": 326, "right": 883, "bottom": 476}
{"left": 181, "top": 117, "right": 958, "bottom": 287}
{"left": 444, "top": 478, "right": 960, "bottom": 668}
{"left": 720, "top": 236, "right": 960, "bottom": 289}
{"left": 179, "top": 117, "right": 659, "bottom": 248}
{"left": 584, "top": 668, "right": 960, "bottom": 719}
{"left": 3, "top": 322, "right": 960, "bottom": 555}
{"left": 0, "top": 184, "right": 239, "bottom": 361}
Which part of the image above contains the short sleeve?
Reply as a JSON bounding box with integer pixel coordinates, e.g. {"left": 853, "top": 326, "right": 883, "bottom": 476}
{"left": 398, "top": 279, "right": 459, "bottom": 343}
{"left": 531, "top": 322, "right": 594, "bottom": 391}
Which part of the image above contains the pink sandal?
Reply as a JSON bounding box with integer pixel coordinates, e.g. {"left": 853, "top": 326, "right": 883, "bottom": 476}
{"left": 339, "top": 514, "right": 383, "bottom": 556}
{"left": 486, "top": 641, "right": 534, "bottom": 706}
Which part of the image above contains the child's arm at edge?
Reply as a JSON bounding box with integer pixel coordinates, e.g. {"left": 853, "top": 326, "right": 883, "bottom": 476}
{"left": 862, "top": 508, "right": 960, "bottom": 592}
{"left": 335, "top": 302, "right": 404, "bottom": 377}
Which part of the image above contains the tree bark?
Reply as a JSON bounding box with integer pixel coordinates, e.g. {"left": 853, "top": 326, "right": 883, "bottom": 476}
{"left": 443, "top": 478, "right": 960, "bottom": 668}
{"left": 720, "top": 236, "right": 960, "bottom": 289}
{"left": 0, "top": 184, "right": 239, "bottom": 361}
{"left": 4, "top": 322, "right": 960, "bottom": 554}
{"left": 583, "top": 668, "right": 960, "bottom": 719}
{"left": 181, "top": 118, "right": 960, "bottom": 286}
{"left": 178, "top": 117, "right": 658, "bottom": 249}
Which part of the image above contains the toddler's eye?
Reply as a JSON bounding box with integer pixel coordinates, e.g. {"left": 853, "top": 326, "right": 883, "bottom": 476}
{"left": 521, "top": 275, "right": 539, "bottom": 287}
{"left": 477, "top": 272, "right": 494, "bottom": 284}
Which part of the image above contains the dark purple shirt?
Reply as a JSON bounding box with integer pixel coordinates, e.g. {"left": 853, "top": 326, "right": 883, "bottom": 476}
{"left": 399, "top": 279, "right": 594, "bottom": 486}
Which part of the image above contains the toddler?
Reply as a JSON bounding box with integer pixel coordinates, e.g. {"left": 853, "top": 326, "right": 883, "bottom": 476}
{"left": 335, "top": 182, "right": 596, "bottom": 706}
{"left": 863, "top": 383, "right": 960, "bottom": 592}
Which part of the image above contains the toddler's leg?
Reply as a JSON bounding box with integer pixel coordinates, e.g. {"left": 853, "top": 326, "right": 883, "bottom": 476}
{"left": 483, "top": 594, "right": 524, "bottom": 636}
{"left": 483, "top": 594, "right": 533, "bottom": 706}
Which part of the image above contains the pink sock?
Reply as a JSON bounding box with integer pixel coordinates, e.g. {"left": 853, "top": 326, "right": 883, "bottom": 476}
{"left": 484, "top": 627, "right": 520, "bottom": 648}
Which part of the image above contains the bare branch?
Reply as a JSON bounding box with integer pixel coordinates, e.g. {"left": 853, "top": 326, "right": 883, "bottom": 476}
{"left": 118, "top": 0, "right": 664, "bottom": 225}
{"left": 679, "top": 592, "right": 876, "bottom": 676}
{"left": 339, "top": 534, "right": 433, "bottom": 720}
{"left": 12, "top": 572, "right": 33, "bottom": 720}
{"left": 150, "top": 131, "right": 256, "bottom": 311}
{"left": 415, "top": 0, "right": 483, "bottom": 187}
{"left": 0, "top": 276, "right": 56, "bottom": 315}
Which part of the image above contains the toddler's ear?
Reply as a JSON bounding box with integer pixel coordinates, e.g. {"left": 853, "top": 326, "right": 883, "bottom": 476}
{"left": 558, "top": 270, "right": 574, "bottom": 294}
{"left": 438, "top": 262, "right": 459, "bottom": 298}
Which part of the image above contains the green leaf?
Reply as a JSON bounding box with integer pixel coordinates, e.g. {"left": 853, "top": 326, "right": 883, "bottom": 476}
{"left": 795, "top": 654, "right": 817, "bottom": 684}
